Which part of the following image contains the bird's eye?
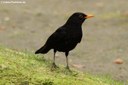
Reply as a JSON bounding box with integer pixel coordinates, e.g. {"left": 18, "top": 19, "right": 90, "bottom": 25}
{"left": 79, "top": 15, "right": 84, "bottom": 18}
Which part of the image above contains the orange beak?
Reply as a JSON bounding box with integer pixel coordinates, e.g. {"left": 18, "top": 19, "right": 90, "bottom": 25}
{"left": 85, "top": 14, "right": 94, "bottom": 19}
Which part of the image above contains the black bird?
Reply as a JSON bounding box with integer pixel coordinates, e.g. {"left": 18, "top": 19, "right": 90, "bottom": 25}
{"left": 35, "top": 12, "right": 93, "bottom": 69}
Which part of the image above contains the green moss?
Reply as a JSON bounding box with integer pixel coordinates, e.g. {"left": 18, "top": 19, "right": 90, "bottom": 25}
{"left": 0, "top": 46, "right": 123, "bottom": 85}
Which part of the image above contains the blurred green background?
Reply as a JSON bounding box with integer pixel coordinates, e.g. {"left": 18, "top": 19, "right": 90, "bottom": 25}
{"left": 0, "top": 0, "right": 128, "bottom": 82}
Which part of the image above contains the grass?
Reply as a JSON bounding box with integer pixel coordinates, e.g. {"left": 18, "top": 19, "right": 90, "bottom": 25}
{"left": 0, "top": 46, "right": 124, "bottom": 85}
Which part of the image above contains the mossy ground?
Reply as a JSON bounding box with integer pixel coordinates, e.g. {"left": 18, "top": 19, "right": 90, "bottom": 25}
{"left": 0, "top": 46, "right": 124, "bottom": 85}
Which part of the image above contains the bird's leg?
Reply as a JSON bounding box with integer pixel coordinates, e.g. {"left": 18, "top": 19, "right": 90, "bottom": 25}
{"left": 65, "top": 52, "right": 70, "bottom": 70}
{"left": 52, "top": 49, "right": 58, "bottom": 68}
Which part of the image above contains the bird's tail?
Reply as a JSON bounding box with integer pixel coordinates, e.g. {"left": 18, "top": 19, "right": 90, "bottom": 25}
{"left": 35, "top": 45, "right": 51, "bottom": 54}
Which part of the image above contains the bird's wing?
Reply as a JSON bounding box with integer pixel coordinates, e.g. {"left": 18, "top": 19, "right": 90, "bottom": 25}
{"left": 45, "top": 27, "right": 67, "bottom": 47}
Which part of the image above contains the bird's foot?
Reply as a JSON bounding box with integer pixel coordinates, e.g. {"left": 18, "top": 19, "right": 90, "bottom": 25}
{"left": 65, "top": 66, "right": 71, "bottom": 72}
{"left": 52, "top": 63, "right": 59, "bottom": 69}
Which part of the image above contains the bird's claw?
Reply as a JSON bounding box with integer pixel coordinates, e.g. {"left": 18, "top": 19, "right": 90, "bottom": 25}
{"left": 66, "top": 66, "right": 71, "bottom": 71}
{"left": 52, "top": 63, "right": 59, "bottom": 69}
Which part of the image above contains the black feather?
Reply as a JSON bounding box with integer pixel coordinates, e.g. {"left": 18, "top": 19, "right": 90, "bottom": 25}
{"left": 35, "top": 12, "right": 92, "bottom": 69}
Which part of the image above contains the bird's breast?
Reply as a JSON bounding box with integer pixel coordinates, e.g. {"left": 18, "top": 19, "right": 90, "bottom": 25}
{"left": 54, "top": 35, "right": 82, "bottom": 52}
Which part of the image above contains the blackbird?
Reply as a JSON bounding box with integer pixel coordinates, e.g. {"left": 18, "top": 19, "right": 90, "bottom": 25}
{"left": 35, "top": 12, "right": 93, "bottom": 70}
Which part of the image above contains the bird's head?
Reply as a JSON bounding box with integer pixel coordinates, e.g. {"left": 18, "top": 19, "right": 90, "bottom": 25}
{"left": 66, "top": 12, "right": 94, "bottom": 26}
